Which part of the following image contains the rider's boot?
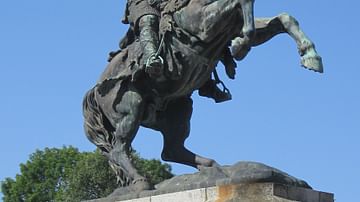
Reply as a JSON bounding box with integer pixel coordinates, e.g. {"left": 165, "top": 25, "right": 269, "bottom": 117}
{"left": 139, "top": 15, "right": 163, "bottom": 78}
{"left": 199, "top": 79, "right": 232, "bottom": 103}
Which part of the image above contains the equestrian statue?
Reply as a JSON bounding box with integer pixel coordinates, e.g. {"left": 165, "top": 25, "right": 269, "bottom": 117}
{"left": 83, "top": 0, "right": 323, "bottom": 192}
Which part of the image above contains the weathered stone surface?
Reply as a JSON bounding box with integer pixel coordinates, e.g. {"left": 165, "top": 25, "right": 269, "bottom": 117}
{"left": 155, "top": 161, "right": 311, "bottom": 193}
{"left": 84, "top": 162, "right": 320, "bottom": 202}
{"left": 86, "top": 183, "right": 333, "bottom": 202}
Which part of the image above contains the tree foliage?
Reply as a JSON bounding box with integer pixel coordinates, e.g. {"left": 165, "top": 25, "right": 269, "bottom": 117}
{"left": 1, "top": 147, "right": 173, "bottom": 202}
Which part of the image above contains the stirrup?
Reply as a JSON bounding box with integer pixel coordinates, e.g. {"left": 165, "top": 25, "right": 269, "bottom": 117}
{"left": 146, "top": 53, "right": 164, "bottom": 68}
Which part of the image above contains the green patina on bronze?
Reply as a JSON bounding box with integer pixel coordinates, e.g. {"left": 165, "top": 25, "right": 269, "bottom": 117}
{"left": 83, "top": 0, "right": 323, "bottom": 195}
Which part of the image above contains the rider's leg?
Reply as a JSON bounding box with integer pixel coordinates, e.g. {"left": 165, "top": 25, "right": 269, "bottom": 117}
{"left": 159, "top": 97, "right": 219, "bottom": 169}
{"left": 108, "top": 89, "right": 151, "bottom": 190}
{"left": 138, "top": 15, "right": 164, "bottom": 77}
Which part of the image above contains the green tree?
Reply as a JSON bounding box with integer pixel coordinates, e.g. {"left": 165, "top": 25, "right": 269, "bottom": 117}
{"left": 1, "top": 147, "right": 173, "bottom": 202}
{"left": 1, "top": 147, "right": 80, "bottom": 202}
{"left": 55, "top": 150, "right": 117, "bottom": 201}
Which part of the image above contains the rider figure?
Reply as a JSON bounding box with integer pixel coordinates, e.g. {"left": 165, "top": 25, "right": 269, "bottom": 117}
{"left": 120, "top": 0, "right": 232, "bottom": 103}
{"left": 122, "top": 0, "right": 164, "bottom": 78}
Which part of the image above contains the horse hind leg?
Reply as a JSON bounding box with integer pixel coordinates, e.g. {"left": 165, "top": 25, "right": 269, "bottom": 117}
{"left": 159, "top": 97, "right": 219, "bottom": 170}
{"left": 232, "top": 13, "right": 323, "bottom": 73}
{"left": 107, "top": 89, "right": 152, "bottom": 191}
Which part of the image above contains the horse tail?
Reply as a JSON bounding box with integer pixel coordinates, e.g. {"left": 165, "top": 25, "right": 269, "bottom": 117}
{"left": 83, "top": 87, "right": 114, "bottom": 152}
{"left": 82, "top": 87, "right": 131, "bottom": 186}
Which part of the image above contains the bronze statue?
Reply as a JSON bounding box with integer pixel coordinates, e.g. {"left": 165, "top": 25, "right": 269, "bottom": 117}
{"left": 83, "top": 0, "right": 323, "bottom": 192}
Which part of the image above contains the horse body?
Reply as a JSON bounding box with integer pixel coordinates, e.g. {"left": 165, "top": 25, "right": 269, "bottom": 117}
{"left": 83, "top": 0, "right": 323, "bottom": 191}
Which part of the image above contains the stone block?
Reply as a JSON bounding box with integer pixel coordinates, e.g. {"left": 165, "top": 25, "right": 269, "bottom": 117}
{"left": 111, "top": 183, "right": 334, "bottom": 202}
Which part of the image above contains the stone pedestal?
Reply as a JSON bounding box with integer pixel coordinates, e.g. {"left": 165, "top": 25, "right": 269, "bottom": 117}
{"left": 85, "top": 162, "right": 334, "bottom": 202}
{"left": 90, "top": 183, "right": 333, "bottom": 202}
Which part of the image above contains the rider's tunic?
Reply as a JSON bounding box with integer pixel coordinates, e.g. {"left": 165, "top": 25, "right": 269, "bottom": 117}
{"left": 100, "top": 0, "right": 211, "bottom": 102}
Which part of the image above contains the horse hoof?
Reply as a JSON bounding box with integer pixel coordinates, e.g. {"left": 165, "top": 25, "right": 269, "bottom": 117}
{"left": 301, "top": 54, "right": 323, "bottom": 73}
{"left": 212, "top": 161, "right": 221, "bottom": 167}
{"left": 132, "top": 178, "right": 153, "bottom": 191}
{"left": 108, "top": 178, "right": 153, "bottom": 197}
{"left": 197, "top": 160, "right": 221, "bottom": 171}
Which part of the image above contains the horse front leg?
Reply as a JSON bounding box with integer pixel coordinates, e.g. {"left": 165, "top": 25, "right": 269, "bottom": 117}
{"left": 239, "top": 0, "right": 255, "bottom": 41}
{"left": 179, "top": 0, "right": 255, "bottom": 43}
{"left": 232, "top": 13, "right": 323, "bottom": 73}
{"left": 159, "top": 97, "right": 219, "bottom": 170}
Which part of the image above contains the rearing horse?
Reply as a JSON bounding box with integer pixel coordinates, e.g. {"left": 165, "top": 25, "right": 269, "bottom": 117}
{"left": 83, "top": 0, "right": 323, "bottom": 191}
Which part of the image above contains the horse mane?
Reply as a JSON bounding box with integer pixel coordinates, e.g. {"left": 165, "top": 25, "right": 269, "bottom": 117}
{"left": 161, "top": 0, "right": 190, "bottom": 15}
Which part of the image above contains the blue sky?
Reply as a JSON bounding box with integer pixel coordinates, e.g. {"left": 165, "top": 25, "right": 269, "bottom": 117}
{"left": 0, "top": 0, "right": 359, "bottom": 201}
